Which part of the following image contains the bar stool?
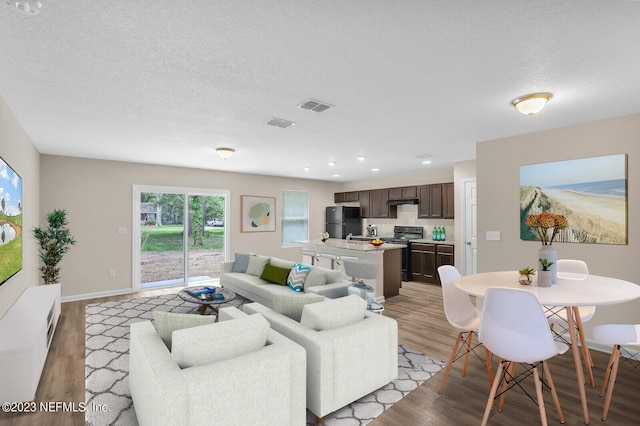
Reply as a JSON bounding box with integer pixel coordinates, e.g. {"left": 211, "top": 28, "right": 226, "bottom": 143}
{"left": 343, "top": 260, "right": 378, "bottom": 309}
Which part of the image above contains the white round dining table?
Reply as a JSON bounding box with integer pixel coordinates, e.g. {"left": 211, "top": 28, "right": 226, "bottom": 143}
{"left": 455, "top": 270, "right": 640, "bottom": 425}
{"left": 455, "top": 270, "right": 640, "bottom": 307}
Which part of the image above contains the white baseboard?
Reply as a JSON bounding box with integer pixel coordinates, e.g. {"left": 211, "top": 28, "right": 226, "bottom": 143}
{"left": 61, "top": 288, "right": 135, "bottom": 303}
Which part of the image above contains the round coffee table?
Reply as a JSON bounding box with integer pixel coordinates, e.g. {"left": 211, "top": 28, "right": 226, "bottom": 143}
{"left": 178, "top": 286, "right": 236, "bottom": 315}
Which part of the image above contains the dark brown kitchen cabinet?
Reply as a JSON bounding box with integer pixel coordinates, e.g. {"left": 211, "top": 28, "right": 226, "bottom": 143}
{"left": 411, "top": 243, "right": 436, "bottom": 283}
{"left": 333, "top": 191, "right": 359, "bottom": 203}
{"left": 369, "top": 189, "right": 397, "bottom": 219}
{"left": 418, "top": 182, "right": 454, "bottom": 219}
{"left": 359, "top": 190, "right": 370, "bottom": 217}
{"left": 418, "top": 184, "right": 443, "bottom": 218}
{"left": 435, "top": 244, "right": 455, "bottom": 284}
{"left": 389, "top": 186, "right": 417, "bottom": 200}
{"left": 411, "top": 243, "right": 454, "bottom": 284}
{"left": 443, "top": 182, "right": 455, "bottom": 219}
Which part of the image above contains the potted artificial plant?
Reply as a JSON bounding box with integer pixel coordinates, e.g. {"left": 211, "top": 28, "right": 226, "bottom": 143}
{"left": 518, "top": 267, "right": 536, "bottom": 285}
{"left": 33, "top": 209, "right": 76, "bottom": 285}
{"left": 538, "top": 258, "right": 554, "bottom": 287}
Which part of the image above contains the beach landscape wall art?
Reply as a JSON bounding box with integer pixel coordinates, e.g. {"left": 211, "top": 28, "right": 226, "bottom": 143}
{"left": 520, "top": 154, "right": 627, "bottom": 245}
{"left": 0, "top": 156, "right": 23, "bottom": 285}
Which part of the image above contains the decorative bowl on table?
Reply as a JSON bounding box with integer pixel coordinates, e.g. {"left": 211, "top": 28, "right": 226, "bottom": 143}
{"left": 370, "top": 239, "right": 384, "bottom": 247}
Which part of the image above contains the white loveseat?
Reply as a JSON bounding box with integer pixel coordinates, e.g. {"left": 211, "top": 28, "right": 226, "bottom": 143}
{"left": 129, "top": 307, "right": 306, "bottom": 426}
{"left": 220, "top": 254, "right": 351, "bottom": 309}
{"left": 244, "top": 295, "right": 398, "bottom": 421}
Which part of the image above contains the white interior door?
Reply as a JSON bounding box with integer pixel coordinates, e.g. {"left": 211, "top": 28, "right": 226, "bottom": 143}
{"left": 463, "top": 179, "right": 477, "bottom": 276}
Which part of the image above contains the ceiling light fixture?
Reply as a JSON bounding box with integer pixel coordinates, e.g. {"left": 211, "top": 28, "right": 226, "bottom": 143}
{"left": 422, "top": 160, "right": 432, "bottom": 164}
{"left": 371, "top": 168, "right": 379, "bottom": 172}
{"left": 357, "top": 156, "right": 366, "bottom": 161}
{"left": 6, "top": 0, "right": 41, "bottom": 15}
{"left": 512, "top": 92, "right": 553, "bottom": 116}
{"left": 216, "top": 147, "right": 235, "bottom": 159}
{"left": 328, "top": 161, "right": 336, "bottom": 166}
{"left": 303, "top": 167, "right": 310, "bottom": 172}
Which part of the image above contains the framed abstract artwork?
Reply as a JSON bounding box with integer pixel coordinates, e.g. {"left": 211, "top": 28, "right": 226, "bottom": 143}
{"left": 520, "top": 153, "right": 627, "bottom": 245}
{"left": 241, "top": 195, "right": 276, "bottom": 233}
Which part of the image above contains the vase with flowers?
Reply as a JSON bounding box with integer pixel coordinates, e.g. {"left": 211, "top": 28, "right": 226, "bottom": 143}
{"left": 319, "top": 232, "right": 330, "bottom": 243}
{"left": 525, "top": 211, "right": 568, "bottom": 284}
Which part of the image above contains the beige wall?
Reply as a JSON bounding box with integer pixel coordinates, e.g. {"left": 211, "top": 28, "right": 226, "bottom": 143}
{"left": 477, "top": 113, "right": 640, "bottom": 334}
{"left": 40, "top": 155, "right": 339, "bottom": 299}
{"left": 0, "top": 96, "right": 40, "bottom": 318}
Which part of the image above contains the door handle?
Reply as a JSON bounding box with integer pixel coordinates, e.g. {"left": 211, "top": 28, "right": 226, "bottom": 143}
{"left": 466, "top": 241, "right": 472, "bottom": 245}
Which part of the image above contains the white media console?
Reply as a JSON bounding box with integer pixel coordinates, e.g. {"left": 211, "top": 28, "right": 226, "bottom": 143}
{"left": 0, "top": 284, "right": 61, "bottom": 402}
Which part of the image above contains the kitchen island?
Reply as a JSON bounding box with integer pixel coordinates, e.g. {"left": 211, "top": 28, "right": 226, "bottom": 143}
{"left": 300, "top": 239, "right": 405, "bottom": 300}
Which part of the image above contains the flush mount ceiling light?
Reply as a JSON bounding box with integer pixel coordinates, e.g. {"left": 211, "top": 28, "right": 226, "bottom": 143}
{"left": 5, "top": 0, "right": 41, "bottom": 15}
{"left": 216, "top": 147, "right": 235, "bottom": 159}
{"left": 512, "top": 92, "right": 553, "bottom": 116}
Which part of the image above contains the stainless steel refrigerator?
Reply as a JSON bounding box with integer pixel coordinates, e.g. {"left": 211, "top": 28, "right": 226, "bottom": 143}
{"left": 325, "top": 206, "right": 362, "bottom": 239}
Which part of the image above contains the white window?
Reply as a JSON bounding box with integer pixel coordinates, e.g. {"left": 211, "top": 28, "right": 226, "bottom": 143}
{"left": 281, "top": 190, "right": 309, "bottom": 247}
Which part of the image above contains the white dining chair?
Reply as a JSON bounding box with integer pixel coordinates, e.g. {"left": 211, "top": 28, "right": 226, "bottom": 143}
{"left": 479, "top": 288, "right": 567, "bottom": 426}
{"left": 591, "top": 323, "right": 640, "bottom": 421}
{"left": 437, "top": 265, "right": 493, "bottom": 394}
{"left": 544, "top": 259, "right": 595, "bottom": 383}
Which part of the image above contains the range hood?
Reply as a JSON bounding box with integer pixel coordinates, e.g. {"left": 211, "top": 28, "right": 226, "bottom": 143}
{"left": 386, "top": 198, "right": 419, "bottom": 206}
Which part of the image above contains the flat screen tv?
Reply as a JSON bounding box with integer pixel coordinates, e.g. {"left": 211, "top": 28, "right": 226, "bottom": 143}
{"left": 0, "top": 156, "right": 22, "bottom": 286}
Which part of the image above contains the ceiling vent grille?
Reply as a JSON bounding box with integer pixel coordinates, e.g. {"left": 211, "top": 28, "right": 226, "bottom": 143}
{"left": 266, "top": 117, "right": 295, "bottom": 129}
{"left": 298, "top": 99, "right": 333, "bottom": 113}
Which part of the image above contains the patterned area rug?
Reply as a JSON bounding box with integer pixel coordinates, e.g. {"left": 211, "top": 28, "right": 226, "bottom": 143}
{"left": 85, "top": 293, "right": 444, "bottom": 426}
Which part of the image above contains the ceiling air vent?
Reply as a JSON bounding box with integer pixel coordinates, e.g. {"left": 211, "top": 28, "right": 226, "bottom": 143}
{"left": 298, "top": 99, "right": 333, "bottom": 113}
{"left": 266, "top": 117, "right": 295, "bottom": 129}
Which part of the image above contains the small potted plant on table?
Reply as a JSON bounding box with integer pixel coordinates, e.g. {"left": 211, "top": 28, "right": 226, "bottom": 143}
{"left": 518, "top": 267, "right": 536, "bottom": 285}
{"left": 538, "top": 258, "right": 554, "bottom": 287}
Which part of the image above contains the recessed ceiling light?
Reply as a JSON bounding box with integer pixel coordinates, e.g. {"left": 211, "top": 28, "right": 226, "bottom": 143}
{"left": 303, "top": 167, "right": 310, "bottom": 172}
{"left": 328, "top": 161, "right": 336, "bottom": 166}
{"left": 332, "top": 174, "right": 340, "bottom": 178}
{"left": 357, "top": 156, "right": 366, "bottom": 161}
{"left": 371, "top": 168, "right": 379, "bottom": 172}
{"left": 422, "top": 160, "right": 432, "bottom": 164}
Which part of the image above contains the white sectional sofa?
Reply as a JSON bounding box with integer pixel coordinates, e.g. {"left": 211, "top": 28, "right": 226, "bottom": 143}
{"left": 220, "top": 254, "right": 352, "bottom": 309}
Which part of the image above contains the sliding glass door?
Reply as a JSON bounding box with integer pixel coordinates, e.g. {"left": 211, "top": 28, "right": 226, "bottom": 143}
{"left": 134, "top": 186, "right": 229, "bottom": 290}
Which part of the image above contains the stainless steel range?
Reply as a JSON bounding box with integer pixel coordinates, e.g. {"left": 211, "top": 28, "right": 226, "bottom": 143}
{"left": 381, "top": 226, "right": 424, "bottom": 281}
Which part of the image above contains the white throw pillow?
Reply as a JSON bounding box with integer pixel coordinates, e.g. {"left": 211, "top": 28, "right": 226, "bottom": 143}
{"left": 153, "top": 310, "right": 216, "bottom": 351}
{"left": 303, "top": 267, "right": 327, "bottom": 289}
{"left": 300, "top": 295, "right": 367, "bottom": 331}
{"left": 272, "top": 293, "right": 325, "bottom": 322}
{"left": 171, "top": 313, "right": 270, "bottom": 368}
{"left": 246, "top": 255, "right": 270, "bottom": 277}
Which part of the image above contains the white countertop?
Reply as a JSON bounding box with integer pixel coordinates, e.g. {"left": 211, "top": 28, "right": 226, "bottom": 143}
{"left": 302, "top": 239, "right": 405, "bottom": 252}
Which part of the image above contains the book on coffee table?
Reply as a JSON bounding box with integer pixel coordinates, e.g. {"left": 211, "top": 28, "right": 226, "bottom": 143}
{"left": 186, "top": 287, "right": 225, "bottom": 301}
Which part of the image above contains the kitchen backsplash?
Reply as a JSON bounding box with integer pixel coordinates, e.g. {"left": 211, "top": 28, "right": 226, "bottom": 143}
{"left": 361, "top": 204, "right": 454, "bottom": 238}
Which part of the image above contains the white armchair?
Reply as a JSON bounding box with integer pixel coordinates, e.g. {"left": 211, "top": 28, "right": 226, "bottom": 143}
{"left": 244, "top": 295, "right": 398, "bottom": 422}
{"left": 129, "top": 307, "right": 306, "bottom": 426}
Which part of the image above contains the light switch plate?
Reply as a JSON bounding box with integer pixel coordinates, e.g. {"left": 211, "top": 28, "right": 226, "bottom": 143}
{"left": 117, "top": 227, "right": 126, "bottom": 235}
{"left": 486, "top": 231, "right": 501, "bottom": 241}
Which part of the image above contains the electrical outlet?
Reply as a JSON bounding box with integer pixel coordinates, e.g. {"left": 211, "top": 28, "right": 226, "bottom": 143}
{"left": 486, "top": 231, "right": 501, "bottom": 241}
{"left": 117, "top": 226, "right": 126, "bottom": 235}
{"left": 108, "top": 269, "right": 116, "bottom": 278}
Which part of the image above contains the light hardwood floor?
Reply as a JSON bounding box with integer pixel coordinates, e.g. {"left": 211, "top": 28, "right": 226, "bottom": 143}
{"left": 1, "top": 281, "right": 638, "bottom": 425}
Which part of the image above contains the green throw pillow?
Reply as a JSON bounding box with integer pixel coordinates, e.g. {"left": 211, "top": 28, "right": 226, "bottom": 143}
{"left": 260, "top": 264, "right": 291, "bottom": 285}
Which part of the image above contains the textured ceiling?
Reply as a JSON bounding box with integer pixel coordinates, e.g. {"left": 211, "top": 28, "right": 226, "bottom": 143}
{"left": 1, "top": 1, "right": 639, "bottom": 182}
